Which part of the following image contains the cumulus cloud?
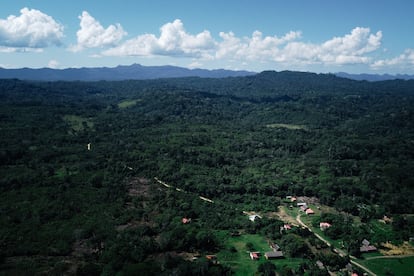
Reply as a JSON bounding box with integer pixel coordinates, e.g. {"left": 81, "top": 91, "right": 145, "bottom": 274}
{"left": 221, "top": 27, "right": 382, "bottom": 65}
{"left": 71, "top": 11, "right": 126, "bottom": 51}
{"left": 103, "top": 19, "right": 215, "bottom": 58}
{"left": 371, "top": 49, "right": 414, "bottom": 70}
{"left": 102, "top": 19, "right": 382, "bottom": 69}
{"left": 0, "top": 7, "right": 64, "bottom": 49}
{"left": 48, "top": 59, "right": 60, "bottom": 69}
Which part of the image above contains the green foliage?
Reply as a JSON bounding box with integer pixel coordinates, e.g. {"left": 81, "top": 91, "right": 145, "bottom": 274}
{"left": 280, "top": 234, "right": 310, "bottom": 258}
{"left": 258, "top": 261, "right": 276, "bottom": 276}
{"left": 0, "top": 73, "right": 413, "bottom": 274}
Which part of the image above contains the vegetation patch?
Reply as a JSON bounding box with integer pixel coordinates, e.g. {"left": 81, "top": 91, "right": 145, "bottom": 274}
{"left": 117, "top": 99, "right": 140, "bottom": 109}
{"left": 62, "top": 115, "right": 94, "bottom": 132}
{"left": 360, "top": 256, "right": 414, "bottom": 276}
{"left": 219, "top": 234, "right": 296, "bottom": 275}
{"left": 266, "top": 123, "right": 308, "bottom": 130}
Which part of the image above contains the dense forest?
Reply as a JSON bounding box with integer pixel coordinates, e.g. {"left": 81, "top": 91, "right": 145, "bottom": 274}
{"left": 1, "top": 71, "right": 413, "bottom": 275}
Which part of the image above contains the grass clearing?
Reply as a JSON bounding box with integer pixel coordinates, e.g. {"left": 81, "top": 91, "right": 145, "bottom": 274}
{"left": 359, "top": 256, "right": 414, "bottom": 275}
{"left": 118, "top": 99, "right": 140, "bottom": 109}
{"left": 63, "top": 115, "right": 94, "bottom": 132}
{"left": 266, "top": 123, "right": 307, "bottom": 130}
{"left": 219, "top": 233, "right": 304, "bottom": 275}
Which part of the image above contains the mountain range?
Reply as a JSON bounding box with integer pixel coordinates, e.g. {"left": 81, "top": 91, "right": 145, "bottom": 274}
{"left": 0, "top": 63, "right": 413, "bottom": 81}
{"left": 334, "top": 72, "right": 414, "bottom": 81}
{"left": 0, "top": 64, "right": 254, "bottom": 81}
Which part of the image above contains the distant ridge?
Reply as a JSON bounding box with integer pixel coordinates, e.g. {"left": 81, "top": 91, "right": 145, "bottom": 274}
{"left": 335, "top": 72, "right": 414, "bottom": 81}
{"left": 0, "top": 64, "right": 255, "bottom": 81}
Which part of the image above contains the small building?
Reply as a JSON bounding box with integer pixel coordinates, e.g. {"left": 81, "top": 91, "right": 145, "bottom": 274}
{"left": 264, "top": 251, "right": 284, "bottom": 259}
{"left": 360, "top": 239, "right": 377, "bottom": 253}
{"left": 206, "top": 255, "right": 217, "bottom": 260}
{"left": 305, "top": 208, "right": 315, "bottom": 215}
{"left": 249, "top": 214, "right": 262, "bottom": 222}
{"left": 250, "top": 251, "right": 260, "bottom": 260}
{"left": 182, "top": 217, "right": 191, "bottom": 224}
{"left": 316, "top": 260, "right": 325, "bottom": 270}
{"left": 269, "top": 242, "right": 280, "bottom": 251}
{"left": 319, "top": 222, "right": 332, "bottom": 231}
{"left": 283, "top": 224, "right": 292, "bottom": 230}
{"left": 297, "top": 202, "right": 307, "bottom": 207}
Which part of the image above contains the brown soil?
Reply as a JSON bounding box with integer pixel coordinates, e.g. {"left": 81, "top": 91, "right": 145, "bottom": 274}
{"left": 269, "top": 207, "right": 298, "bottom": 226}
{"left": 380, "top": 241, "right": 414, "bottom": 256}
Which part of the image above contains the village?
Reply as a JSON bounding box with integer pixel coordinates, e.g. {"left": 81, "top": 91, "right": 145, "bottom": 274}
{"left": 171, "top": 187, "right": 414, "bottom": 276}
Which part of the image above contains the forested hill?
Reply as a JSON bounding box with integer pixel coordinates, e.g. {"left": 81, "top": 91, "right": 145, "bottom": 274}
{"left": 1, "top": 71, "right": 414, "bottom": 275}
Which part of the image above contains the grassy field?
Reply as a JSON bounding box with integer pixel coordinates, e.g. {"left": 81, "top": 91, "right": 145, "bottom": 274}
{"left": 62, "top": 115, "right": 94, "bottom": 132}
{"left": 266, "top": 123, "right": 308, "bottom": 130}
{"left": 117, "top": 99, "right": 140, "bottom": 109}
{"left": 359, "top": 256, "right": 414, "bottom": 276}
{"left": 218, "top": 234, "right": 303, "bottom": 275}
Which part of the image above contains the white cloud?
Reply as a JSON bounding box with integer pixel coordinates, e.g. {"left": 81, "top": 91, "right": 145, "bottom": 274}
{"left": 213, "top": 27, "right": 382, "bottom": 67}
{"left": 188, "top": 61, "right": 202, "bottom": 68}
{"left": 103, "top": 19, "right": 215, "bottom": 58}
{"left": 0, "top": 7, "right": 64, "bottom": 49}
{"left": 48, "top": 59, "right": 59, "bottom": 69}
{"left": 71, "top": 11, "right": 126, "bottom": 51}
{"left": 371, "top": 49, "right": 414, "bottom": 70}
{"left": 0, "top": 46, "right": 43, "bottom": 53}
{"left": 216, "top": 30, "right": 302, "bottom": 61}
{"left": 103, "top": 20, "right": 381, "bottom": 69}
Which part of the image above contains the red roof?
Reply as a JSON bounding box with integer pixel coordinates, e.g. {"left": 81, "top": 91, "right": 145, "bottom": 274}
{"left": 320, "top": 222, "right": 331, "bottom": 228}
{"left": 306, "top": 208, "right": 315, "bottom": 214}
{"left": 182, "top": 218, "right": 191, "bottom": 224}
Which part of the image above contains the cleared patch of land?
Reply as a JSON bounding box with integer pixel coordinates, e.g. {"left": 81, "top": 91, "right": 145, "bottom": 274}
{"left": 219, "top": 234, "right": 303, "bottom": 276}
{"left": 266, "top": 123, "right": 307, "bottom": 130}
{"left": 360, "top": 256, "right": 414, "bottom": 276}
{"left": 63, "top": 115, "right": 94, "bottom": 132}
{"left": 118, "top": 99, "right": 140, "bottom": 109}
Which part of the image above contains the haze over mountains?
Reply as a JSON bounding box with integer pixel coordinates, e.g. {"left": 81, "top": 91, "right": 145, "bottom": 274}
{"left": 0, "top": 64, "right": 254, "bottom": 81}
{"left": 0, "top": 63, "right": 413, "bottom": 81}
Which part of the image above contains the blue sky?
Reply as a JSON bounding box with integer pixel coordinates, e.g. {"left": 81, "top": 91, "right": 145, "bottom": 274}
{"left": 1, "top": 0, "right": 413, "bottom": 73}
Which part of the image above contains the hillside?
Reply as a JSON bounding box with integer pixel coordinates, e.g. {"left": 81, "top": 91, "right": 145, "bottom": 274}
{"left": 1, "top": 71, "right": 413, "bottom": 275}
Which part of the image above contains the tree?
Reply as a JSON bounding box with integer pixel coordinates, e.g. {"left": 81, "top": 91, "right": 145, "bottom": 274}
{"left": 258, "top": 261, "right": 276, "bottom": 276}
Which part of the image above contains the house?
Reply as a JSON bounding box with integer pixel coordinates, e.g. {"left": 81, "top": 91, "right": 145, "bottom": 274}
{"left": 297, "top": 202, "right": 307, "bottom": 207}
{"left": 206, "top": 255, "right": 217, "bottom": 264}
{"left": 249, "top": 214, "right": 262, "bottom": 222}
{"left": 319, "top": 222, "right": 332, "bottom": 231}
{"left": 249, "top": 251, "right": 260, "bottom": 260}
{"left": 382, "top": 215, "right": 392, "bottom": 224}
{"left": 316, "top": 260, "right": 325, "bottom": 270}
{"left": 300, "top": 205, "right": 308, "bottom": 212}
{"left": 206, "top": 255, "right": 217, "bottom": 260}
{"left": 269, "top": 242, "right": 280, "bottom": 251}
{"left": 360, "top": 239, "right": 377, "bottom": 253}
{"left": 305, "top": 208, "right": 315, "bottom": 215}
{"left": 182, "top": 217, "right": 191, "bottom": 224}
{"left": 264, "top": 251, "right": 284, "bottom": 259}
{"left": 283, "top": 224, "right": 292, "bottom": 230}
